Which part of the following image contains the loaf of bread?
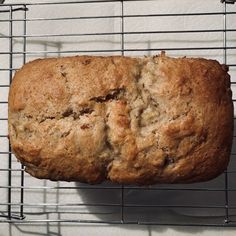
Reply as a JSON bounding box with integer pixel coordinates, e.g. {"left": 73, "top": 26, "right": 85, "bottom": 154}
{"left": 8, "top": 53, "right": 233, "bottom": 184}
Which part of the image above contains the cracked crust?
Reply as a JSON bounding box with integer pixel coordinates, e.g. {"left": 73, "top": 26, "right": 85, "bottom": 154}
{"left": 8, "top": 53, "right": 233, "bottom": 184}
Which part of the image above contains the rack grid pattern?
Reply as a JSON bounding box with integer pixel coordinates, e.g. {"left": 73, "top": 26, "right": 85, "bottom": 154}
{"left": 0, "top": 0, "right": 236, "bottom": 226}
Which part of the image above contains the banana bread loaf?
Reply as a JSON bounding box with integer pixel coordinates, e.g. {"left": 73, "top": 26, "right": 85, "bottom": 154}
{"left": 8, "top": 53, "right": 233, "bottom": 184}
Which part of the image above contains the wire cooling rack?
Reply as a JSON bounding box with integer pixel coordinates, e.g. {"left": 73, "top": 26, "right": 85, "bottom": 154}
{"left": 0, "top": 0, "right": 236, "bottom": 226}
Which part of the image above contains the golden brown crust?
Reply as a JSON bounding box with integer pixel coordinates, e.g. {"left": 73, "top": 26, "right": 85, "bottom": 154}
{"left": 8, "top": 54, "right": 233, "bottom": 184}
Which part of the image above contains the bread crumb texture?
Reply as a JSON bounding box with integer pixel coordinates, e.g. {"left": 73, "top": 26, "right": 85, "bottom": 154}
{"left": 8, "top": 54, "right": 233, "bottom": 184}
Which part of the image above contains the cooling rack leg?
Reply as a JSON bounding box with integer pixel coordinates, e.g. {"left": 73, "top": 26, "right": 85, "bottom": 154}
{"left": 223, "top": 1, "right": 230, "bottom": 224}
{"left": 19, "top": 5, "right": 27, "bottom": 220}
{"left": 121, "top": 0, "right": 124, "bottom": 56}
{"left": 224, "top": 172, "right": 229, "bottom": 223}
{"left": 7, "top": 5, "right": 13, "bottom": 220}
{"left": 19, "top": 166, "right": 25, "bottom": 219}
{"left": 56, "top": 182, "right": 62, "bottom": 235}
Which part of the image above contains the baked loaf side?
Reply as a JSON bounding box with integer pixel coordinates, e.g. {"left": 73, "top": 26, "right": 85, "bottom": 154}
{"left": 8, "top": 54, "right": 233, "bottom": 184}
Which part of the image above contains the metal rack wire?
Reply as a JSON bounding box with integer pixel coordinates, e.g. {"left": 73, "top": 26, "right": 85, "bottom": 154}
{"left": 0, "top": 0, "right": 236, "bottom": 226}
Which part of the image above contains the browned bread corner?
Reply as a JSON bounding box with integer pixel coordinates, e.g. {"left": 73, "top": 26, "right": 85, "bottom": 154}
{"left": 8, "top": 53, "right": 233, "bottom": 185}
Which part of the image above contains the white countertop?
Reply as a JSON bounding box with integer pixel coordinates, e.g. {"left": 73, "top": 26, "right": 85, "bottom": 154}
{"left": 0, "top": 223, "right": 236, "bottom": 236}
